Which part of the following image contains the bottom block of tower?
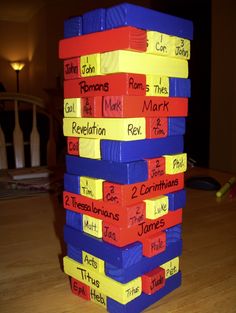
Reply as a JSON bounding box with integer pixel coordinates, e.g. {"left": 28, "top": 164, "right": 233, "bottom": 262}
{"left": 70, "top": 273, "right": 181, "bottom": 313}
{"left": 107, "top": 272, "right": 181, "bottom": 313}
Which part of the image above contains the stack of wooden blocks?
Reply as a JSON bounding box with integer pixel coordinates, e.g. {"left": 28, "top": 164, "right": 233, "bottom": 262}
{"left": 59, "top": 3, "right": 193, "bottom": 312}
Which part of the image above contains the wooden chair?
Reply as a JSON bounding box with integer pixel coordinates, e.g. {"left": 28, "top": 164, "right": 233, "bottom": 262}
{"left": 0, "top": 92, "right": 57, "bottom": 171}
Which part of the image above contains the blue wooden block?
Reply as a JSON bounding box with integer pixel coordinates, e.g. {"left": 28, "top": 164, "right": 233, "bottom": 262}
{"left": 66, "top": 210, "right": 82, "bottom": 231}
{"left": 66, "top": 155, "right": 148, "bottom": 184}
{"left": 170, "top": 78, "right": 191, "bottom": 98}
{"left": 82, "top": 8, "right": 106, "bottom": 34}
{"left": 168, "top": 118, "right": 185, "bottom": 136}
{"left": 64, "top": 225, "right": 143, "bottom": 268}
{"left": 106, "top": 3, "right": 193, "bottom": 39}
{"left": 67, "top": 244, "right": 83, "bottom": 263}
{"left": 101, "top": 135, "right": 184, "bottom": 162}
{"left": 64, "top": 173, "right": 80, "bottom": 194}
{"left": 107, "top": 272, "right": 182, "bottom": 313}
{"left": 64, "top": 16, "right": 82, "bottom": 38}
{"left": 166, "top": 225, "right": 182, "bottom": 243}
{"left": 105, "top": 240, "right": 182, "bottom": 283}
{"left": 66, "top": 239, "right": 182, "bottom": 283}
{"left": 168, "top": 189, "right": 186, "bottom": 211}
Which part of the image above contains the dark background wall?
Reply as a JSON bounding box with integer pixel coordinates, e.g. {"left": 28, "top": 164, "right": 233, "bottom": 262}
{"left": 150, "top": 0, "right": 211, "bottom": 167}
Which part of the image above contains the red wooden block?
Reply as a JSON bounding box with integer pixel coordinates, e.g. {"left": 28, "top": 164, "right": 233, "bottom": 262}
{"left": 64, "top": 57, "right": 81, "bottom": 80}
{"left": 146, "top": 117, "right": 168, "bottom": 139}
{"left": 102, "top": 96, "right": 188, "bottom": 117}
{"left": 141, "top": 267, "right": 165, "bottom": 295}
{"left": 102, "top": 209, "right": 182, "bottom": 247}
{"left": 81, "top": 96, "right": 103, "bottom": 117}
{"left": 142, "top": 231, "right": 166, "bottom": 257}
{"left": 64, "top": 73, "right": 146, "bottom": 98}
{"left": 103, "top": 173, "right": 184, "bottom": 206}
{"left": 59, "top": 26, "right": 147, "bottom": 59}
{"left": 67, "top": 137, "right": 79, "bottom": 156}
{"left": 70, "top": 277, "right": 91, "bottom": 300}
{"left": 63, "top": 191, "right": 145, "bottom": 228}
{"left": 146, "top": 157, "right": 165, "bottom": 179}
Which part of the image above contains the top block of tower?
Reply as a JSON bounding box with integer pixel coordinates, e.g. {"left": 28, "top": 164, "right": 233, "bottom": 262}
{"left": 64, "top": 16, "right": 82, "bottom": 38}
{"left": 106, "top": 3, "right": 193, "bottom": 39}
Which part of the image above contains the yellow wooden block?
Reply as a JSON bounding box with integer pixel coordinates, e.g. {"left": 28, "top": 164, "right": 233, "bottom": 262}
{"left": 64, "top": 98, "right": 81, "bottom": 117}
{"left": 172, "top": 37, "right": 190, "bottom": 60}
{"left": 80, "top": 53, "right": 101, "bottom": 77}
{"left": 80, "top": 176, "right": 104, "bottom": 200}
{"left": 147, "top": 31, "right": 172, "bottom": 56}
{"left": 63, "top": 117, "right": 146, "bottom": 141}
{"left": 146, "top": 75, "right": 169, "bottom": 97}
{"left": 164, "top": 153, "right": 187, "bottom": 174}
{"left": 82, "top": 251, "right": 105, "bottom": 274}
{"left": 144, "top": 195, "right": 169, "bottom": 220}
{"left": 82, "top": 214, "right": 103, "bottom": 238}
{"left": 63, "top": 256, "right": 142, "bottom": 304}
{"left": 90, "top": 289, "right": 107, "bottom": 309}
{"left": 79, "top": 138, "right": 101, "bottom": 159}
{"left": 101, "top": 50, "right": 188, "bottom": 78}
{"left": 160, "top": 257, "right": 179, "bottom": 279}
{"left": 147, "top": 31, "right": 190, "bottom": 60}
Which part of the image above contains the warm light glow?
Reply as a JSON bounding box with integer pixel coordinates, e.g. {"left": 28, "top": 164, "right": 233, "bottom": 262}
{"left": 10, "top": 62, "right": 25, "bottom": 71}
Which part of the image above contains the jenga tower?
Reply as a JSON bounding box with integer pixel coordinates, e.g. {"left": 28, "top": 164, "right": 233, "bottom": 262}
{"left": 59, "top": 3, "right": 193, "bottom": 312}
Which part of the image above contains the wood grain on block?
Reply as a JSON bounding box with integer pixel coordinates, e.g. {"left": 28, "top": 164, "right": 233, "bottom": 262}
{"left": 66, "top": 155, "right": 148, "bottom": 185}
{"left": 64, "top": 57, "right": 80, "bottom": 80}
{"left": 106, "top": 3, "right": 193, "bottom": 39}
{"left": 104, "top": 240, "right": 182, "bottom": 283}
{"left": 64, "top": 16, "right": 82, "bottom": 38}
{"left": 64, "top": 73, "right": 146, "bottom": 98}
{"left": 101, "top": 135, "right": 184, "bottom": 162}
{"left": 64, "top": 173, "right": 80, "bottom": 194}
{"left": 59, "top": 26, "right": 147, "bottom": 59}
{"left": 102, "top": 96, "right": 188, "bottom": 118}
{"left": 82, "top": 8, "right": 106, "bottom": 34}
{"left": 100, "top": 50, "right": 188, "bottom": 78}
{"left": 63, "top": 117, "right": 146, "bottom": 141}
{"left": 66, "top": 210, "right": 82, "bottom": 231}
{"left": 65, "top": 225, "right": 182, "bottom": 272}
